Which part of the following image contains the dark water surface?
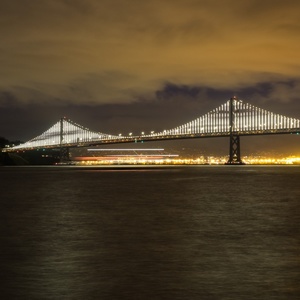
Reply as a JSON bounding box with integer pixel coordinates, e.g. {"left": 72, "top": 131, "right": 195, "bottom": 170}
{"left": 0, "top": 165, "right": 299, "bottom": 299}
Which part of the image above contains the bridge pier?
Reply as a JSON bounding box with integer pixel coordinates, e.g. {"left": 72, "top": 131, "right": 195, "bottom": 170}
{"left": 59, "top": 147, "right": 70, "bottom": 163}
{"left": 226, "top": 134, "right": 244, "bottom": 164}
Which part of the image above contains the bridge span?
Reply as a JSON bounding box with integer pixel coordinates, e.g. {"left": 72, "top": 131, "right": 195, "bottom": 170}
{"left": 3, "top": 97, "right": 300, "bottom": 164}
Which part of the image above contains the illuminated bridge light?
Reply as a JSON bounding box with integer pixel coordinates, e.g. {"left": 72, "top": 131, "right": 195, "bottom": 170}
{"left": 7, "top": 99, "right": 300, "bottom": 152}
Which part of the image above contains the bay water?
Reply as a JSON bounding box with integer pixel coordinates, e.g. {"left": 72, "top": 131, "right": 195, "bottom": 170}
{"left": 0, "top": 165, "right": 299, "bottom": 299}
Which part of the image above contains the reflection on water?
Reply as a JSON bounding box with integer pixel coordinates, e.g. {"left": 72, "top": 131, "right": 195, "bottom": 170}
{"left": 0, "top": 166, "right": 299, "bottom": 299}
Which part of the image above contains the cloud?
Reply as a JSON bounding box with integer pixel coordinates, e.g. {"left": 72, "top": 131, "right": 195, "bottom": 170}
{"left": 0, "top": 0, "right": 300, "bottom": 106}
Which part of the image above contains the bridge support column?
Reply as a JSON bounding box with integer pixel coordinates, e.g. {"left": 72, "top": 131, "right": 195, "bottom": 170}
{"left": 226, "top": 96, "right": 244, "bottom": 165}
{"left": 59, "top": 147, "right": 70, "bottom": 163}
{"left": 226, "top": 134, "right": 244, "bottom": 164}
{"left": 59, "top": 117, "right": 70, "bottom": 163}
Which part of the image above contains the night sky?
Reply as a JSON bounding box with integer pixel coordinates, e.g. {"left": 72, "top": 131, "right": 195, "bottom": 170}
{"left": 1, "top": 0, "right": 300, "bottom": 155}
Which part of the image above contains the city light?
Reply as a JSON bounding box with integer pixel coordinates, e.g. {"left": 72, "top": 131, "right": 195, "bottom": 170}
{"left": 71, "top": 155, "right": 300, "bottom": 166}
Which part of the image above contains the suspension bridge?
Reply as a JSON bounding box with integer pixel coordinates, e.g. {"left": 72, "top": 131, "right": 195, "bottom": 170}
{"left": 3, "top": 97, "right": 300, "bottom": 164}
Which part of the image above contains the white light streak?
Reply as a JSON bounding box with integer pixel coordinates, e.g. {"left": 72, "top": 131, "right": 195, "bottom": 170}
{"left": 88, "top": 148, "right": 165, "bottom": 151}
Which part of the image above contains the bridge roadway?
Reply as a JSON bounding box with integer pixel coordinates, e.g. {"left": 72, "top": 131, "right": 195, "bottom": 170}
{"left": 4, "top": 128, "right": 299, "bottom": 152}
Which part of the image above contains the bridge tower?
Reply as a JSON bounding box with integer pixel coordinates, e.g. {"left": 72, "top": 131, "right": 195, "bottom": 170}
{"left": 226, "top": 96, "right": 244, "bottom": 165}
{"left": 59, "top": 117, "right": 70, "bottom": 163}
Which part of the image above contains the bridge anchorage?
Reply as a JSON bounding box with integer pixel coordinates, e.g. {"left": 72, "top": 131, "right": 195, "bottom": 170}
{"left": 4, "top": 97, "right": 300, "bottom": 165}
